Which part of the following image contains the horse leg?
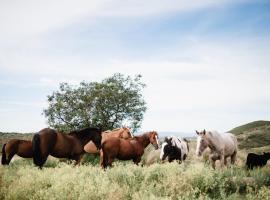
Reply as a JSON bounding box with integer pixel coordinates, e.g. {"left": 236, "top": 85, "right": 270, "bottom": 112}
{"left": 211, "top": 159, "right": 216, "bottom": 169}
{"left": 107, "top": 157, "right": 114, "bottom": 167}
{"left": 231, "top": 151, "right": 237, "bottom": 165}
{"left": 74, "top": 154, "right": 83, "bottom": 166}
{"left": 133, "top": 157, "right": 141, "bottom": 165}
{"left": 6, "top": 152, "right": 15, "bottom": 165}
{"left": 224, "top": 157, "right": 228, "bottom": 166}
{"left": 209, "top": 154, "right": 217, "bottom": 169}
{"left": 99, "top": 150, "right": 104, "bottom": 166}
{"left": 219, "top": 152, "right": 225, "bottom": 168}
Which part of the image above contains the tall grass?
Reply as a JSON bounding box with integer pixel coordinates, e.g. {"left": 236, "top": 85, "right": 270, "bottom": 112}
{"left": 1, "top": 157, "right": 270, "bottom": 200}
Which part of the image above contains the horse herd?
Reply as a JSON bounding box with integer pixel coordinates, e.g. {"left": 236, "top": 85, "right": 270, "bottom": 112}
{"left": 1, "top": 127, "right": 270, "bottom": 170}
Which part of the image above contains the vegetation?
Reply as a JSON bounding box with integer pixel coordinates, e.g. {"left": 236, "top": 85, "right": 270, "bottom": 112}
{"left": 43, "top": 73, "right": 146, "bottom": 132}
{"left": 229, "top": 120, "right": 270, "bottom": 152}
{"left": 1, "top": 121, "right": 270, "bottom": 199}
{"left": 229, "top": 120, "right": 270, "bottom": 135}
{"left": 1, "top": 150, "right": 270, "bottom": 200}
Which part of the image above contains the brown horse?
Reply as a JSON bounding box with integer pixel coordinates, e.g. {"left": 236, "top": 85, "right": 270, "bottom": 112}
{"left": 84, "top": 127, "right": 133, "bottom": 165}
{"left": 101, "top": 131, "right": 159, "bottom": 168}
{"left": 84, "top": 127, "right": 133, "bottom": 153}
{"left": 1, "top": 139, "right": 32, "bottom": 165}
{"left": 32, "top": 127, "right": 102, "bottom": 168}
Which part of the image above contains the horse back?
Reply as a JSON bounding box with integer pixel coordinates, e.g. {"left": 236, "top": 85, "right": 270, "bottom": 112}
{"left": 223, "top": 133, "right": 237, "bottom": 151}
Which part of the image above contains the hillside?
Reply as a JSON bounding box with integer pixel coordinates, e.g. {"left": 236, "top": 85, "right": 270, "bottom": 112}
{"left": 229, "top": 120, "right": 270, "bottom": 152}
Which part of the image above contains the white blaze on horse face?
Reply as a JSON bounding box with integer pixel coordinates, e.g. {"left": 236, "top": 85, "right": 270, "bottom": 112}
{"left": 196, "top": 135, "right": 202, "bottom": 156}
{"left": 160, "top": 142, "right": 167, "bottom": 160}
{"left": 155, "top": 135, "right": 159, "bottom": 148}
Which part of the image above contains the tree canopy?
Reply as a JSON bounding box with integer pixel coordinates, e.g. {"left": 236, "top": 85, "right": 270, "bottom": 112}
{"left": 43, "top": 73, "right": 146, "bottom": 132}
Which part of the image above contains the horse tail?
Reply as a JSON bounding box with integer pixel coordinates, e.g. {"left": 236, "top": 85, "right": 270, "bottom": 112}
{"left": 1, "top": 143, "right": 7, "bottom": 165}
{"left": 32, "top": 134, "right": 42, "bottom": 167}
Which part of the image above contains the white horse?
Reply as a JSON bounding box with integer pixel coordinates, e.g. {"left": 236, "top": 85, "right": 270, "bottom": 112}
{"left": 195, "top": 129, "right": 237, "bottom": 169}
{"left": 160, "top": 135, "right": 189, "bottom": 162}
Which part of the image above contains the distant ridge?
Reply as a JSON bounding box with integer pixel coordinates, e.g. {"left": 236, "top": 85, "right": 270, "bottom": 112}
{"left": 229, "top": 120, "right": 270, "bottom": 152}
{"left": 229, "top": 120, "right": 270, "bottom": 135}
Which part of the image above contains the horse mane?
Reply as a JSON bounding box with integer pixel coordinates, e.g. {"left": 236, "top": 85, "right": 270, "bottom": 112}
{"left": 136, "top": 131, "right": 154, "bottom": 138}
{"left": 111, "top": 128, "right": 121, "bottom": 131}
{"left": 68, "top": 127, "right": 100, "bottom": 138}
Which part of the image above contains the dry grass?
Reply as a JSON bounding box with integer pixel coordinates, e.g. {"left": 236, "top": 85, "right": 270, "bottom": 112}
{"left": 1, "top": 146, "right": 270, "bottom": 200}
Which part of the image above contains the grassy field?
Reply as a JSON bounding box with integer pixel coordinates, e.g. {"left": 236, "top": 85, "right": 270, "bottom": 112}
{"left": 1, "top": 121, "right": 270, "bottom": 199}
{"left": 1, "top": 149, "right": 270, "bottom": 200}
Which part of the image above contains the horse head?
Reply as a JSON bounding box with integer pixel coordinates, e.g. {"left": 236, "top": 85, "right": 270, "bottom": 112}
{"left": 149, "top": 131, "right": 159, "bottom": 150}
{"left": 195, "top": 129, "right": 209, "bottom": 157}
{"left": 121, "top": 127, "right": 134, "bottom": 139}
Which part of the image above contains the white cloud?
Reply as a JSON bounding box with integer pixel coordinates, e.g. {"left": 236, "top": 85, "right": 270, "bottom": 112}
{"left": 0, "top": 0, "right": 245, "bottom": 40}
{"left": 0, "top": 0, "right": 269, "bottom": 132}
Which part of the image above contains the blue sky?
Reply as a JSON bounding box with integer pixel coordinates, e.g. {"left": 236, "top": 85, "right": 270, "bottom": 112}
{"left": 0, "top": 0, "right": 270, "bottom": 133}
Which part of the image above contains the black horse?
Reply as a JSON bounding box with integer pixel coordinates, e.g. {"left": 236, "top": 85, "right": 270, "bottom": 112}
{"left": 246, "top": 152, "right": 270, "bottom": 169}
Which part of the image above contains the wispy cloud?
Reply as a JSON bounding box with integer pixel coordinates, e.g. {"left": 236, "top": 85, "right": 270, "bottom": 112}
{"left": 0, "top": 0, "right": 269, "bottom": 132}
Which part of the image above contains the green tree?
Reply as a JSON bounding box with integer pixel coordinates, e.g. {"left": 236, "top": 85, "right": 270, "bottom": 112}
{"left": 43, "top": 73, "right": 146, "bottom": 132}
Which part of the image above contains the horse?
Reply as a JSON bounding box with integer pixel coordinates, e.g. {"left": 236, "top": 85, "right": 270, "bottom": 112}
{"left": 32, "top": 127, "right": 102, "bottom": 168}
{"left": 1, "top": 139, "right": 33, "bottom": 165}
{"left": 101, "top": 131, "right": 159, "bottom": 168}
{"left": 246, "top": 152, "right": 270, "bottom": 170}
{"left": 160, "top": 136, "right": 189, "bottom": 163}
{"left": 83, "top": 127, "right": 133, "bottom": 153}
{"left": 83, "top": 127, "right": 133, "bottom": 165}
{"left": 195, "top": 129, "right": 237, "bottom": 169}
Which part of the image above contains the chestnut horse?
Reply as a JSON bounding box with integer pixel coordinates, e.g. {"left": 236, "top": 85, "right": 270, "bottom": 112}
{"left": 101, "top": 131, "right": 159, "bottom": 168}
{"left": 1, "top": 139, "right": 32, "bottom": 165}
{"left": 83, "top": 127, "right": 133, "bottom": 154}
{"left": 32, "top": 127, "right": 102, "bottom": 168}
{"left": 84, "top": 127, "right": 133, "bottom": 164}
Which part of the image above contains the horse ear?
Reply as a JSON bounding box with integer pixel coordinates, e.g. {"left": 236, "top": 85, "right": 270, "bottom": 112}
{"left": 196, "top": 130, "right": 200, "bottom": 135}
{"left": 203, "top": 129, "right": 206, "bottom": 135}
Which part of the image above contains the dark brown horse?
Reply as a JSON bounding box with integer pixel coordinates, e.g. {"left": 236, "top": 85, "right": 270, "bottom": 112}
{"left": 101, "top": 131, "right": 159, "bottom": 168}
{"left": 1, "top": 139, "right": 32, "bottom": 165}
{"left": 32, "top": 127, "right": 102, "bottom": 168}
